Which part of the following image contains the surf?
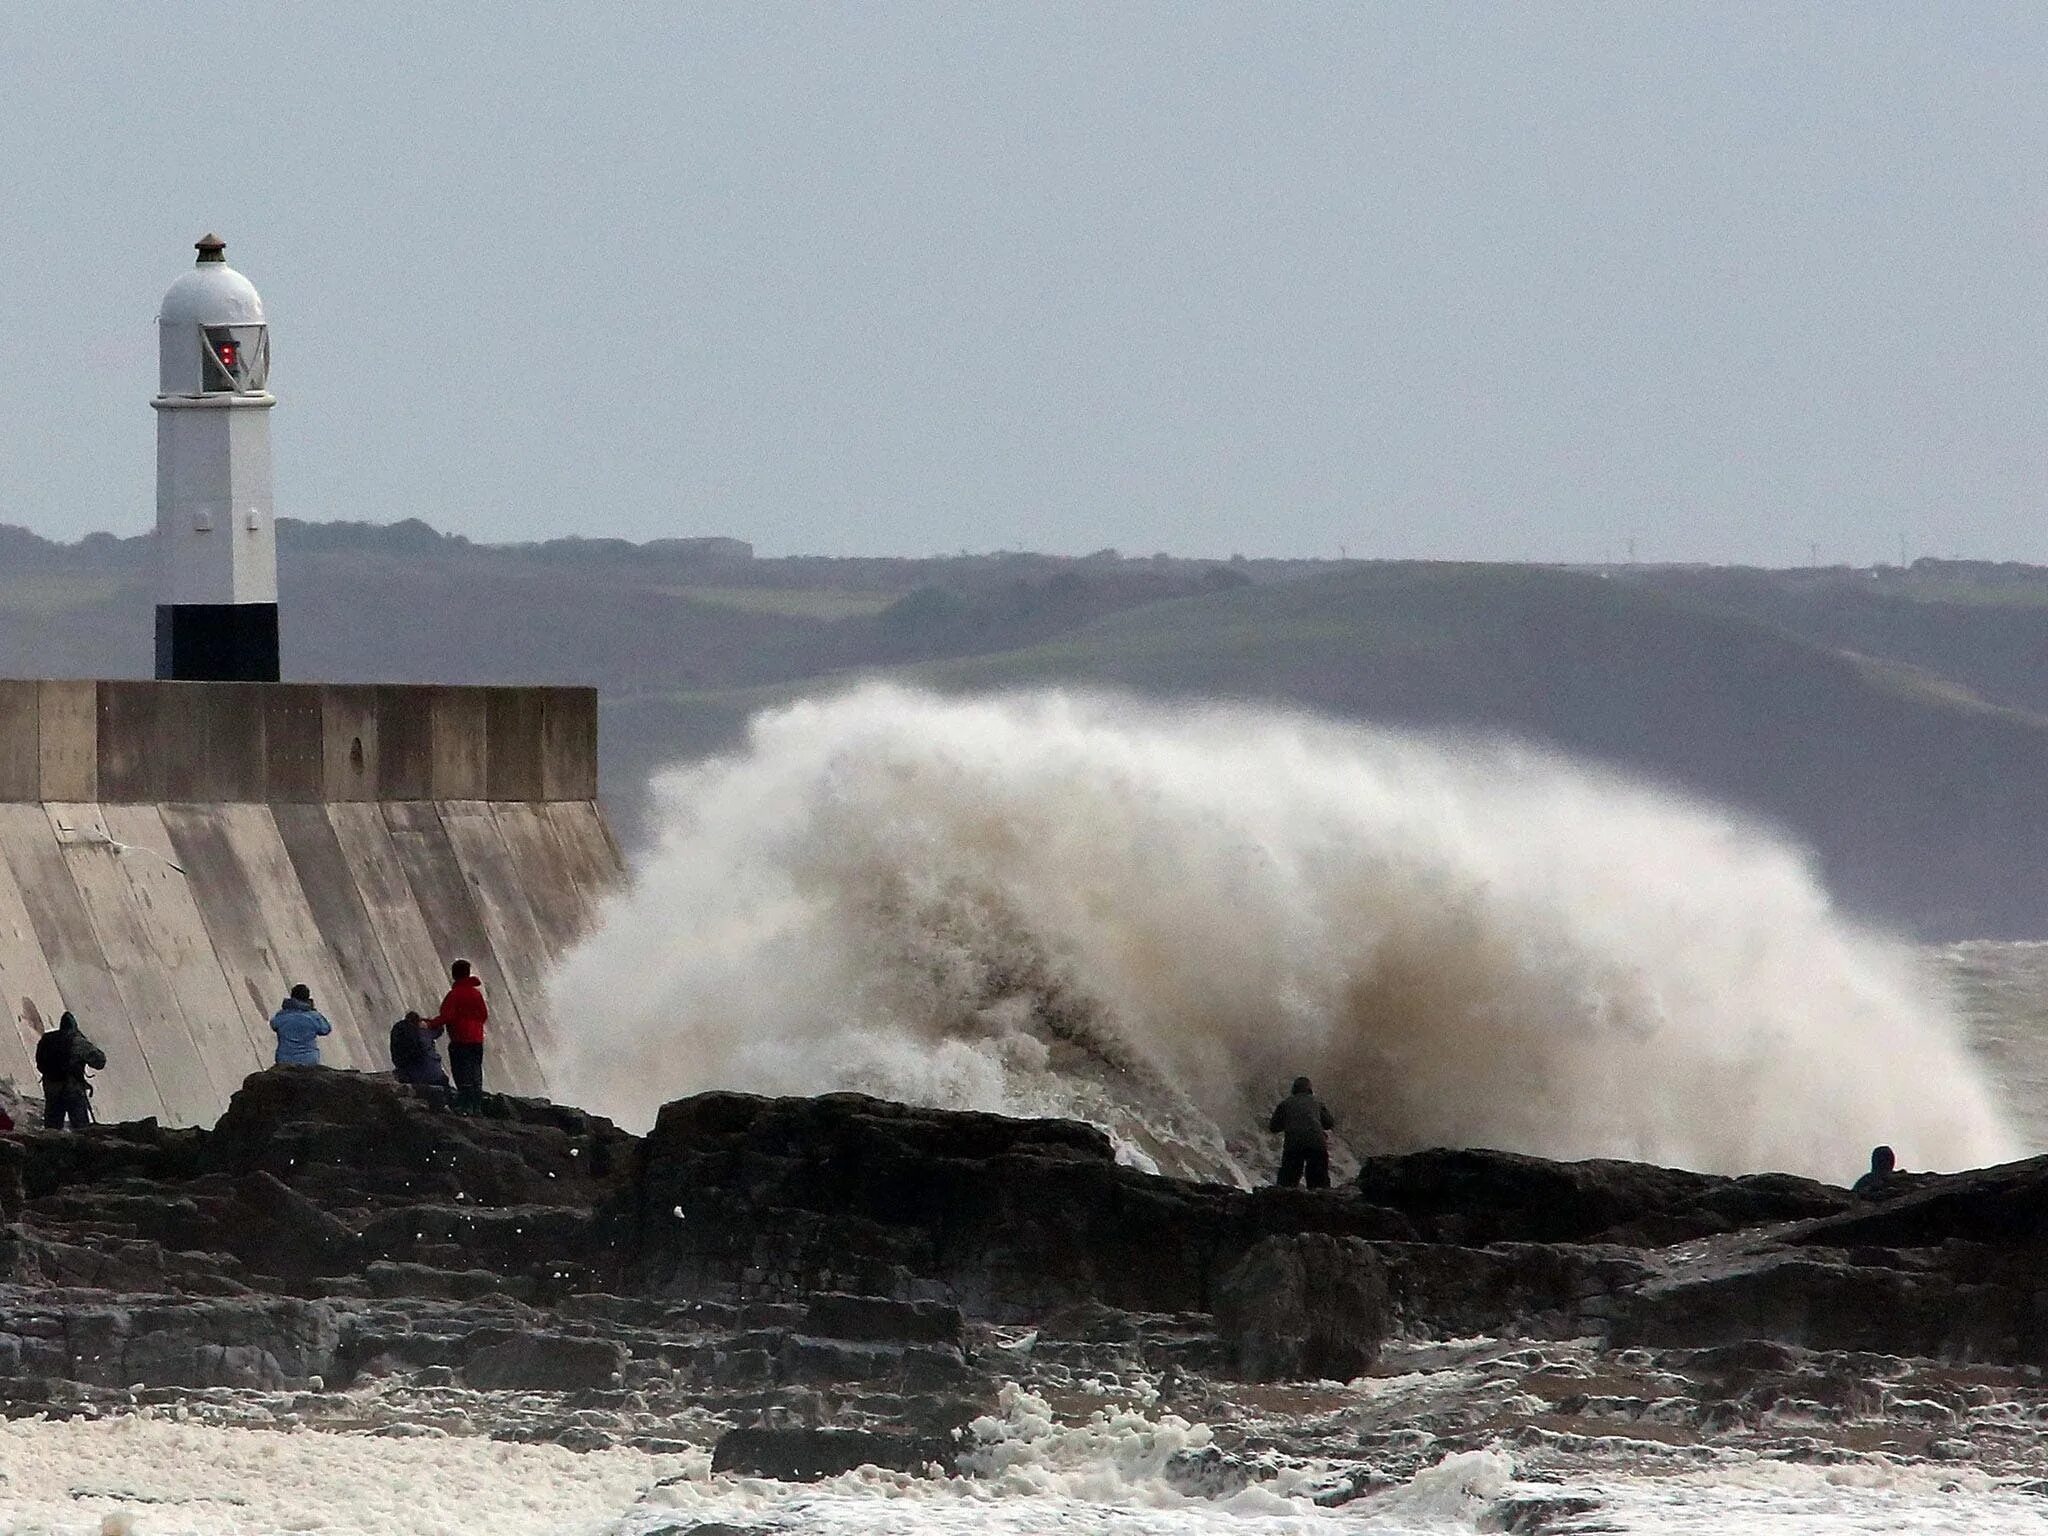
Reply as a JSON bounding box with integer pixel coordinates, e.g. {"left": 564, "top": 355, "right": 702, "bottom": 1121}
{"left": 548, "top": 685, "right": 2017, "bottom": 1182}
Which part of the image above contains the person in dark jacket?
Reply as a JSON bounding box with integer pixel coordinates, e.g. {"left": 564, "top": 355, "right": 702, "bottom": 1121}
{"left": 431, "top": 960, "right": 489, "bottom": 1113}
{"left": 270, "top": 984, "right": 334, "bottom": 1066}
{"left": 389, "top": 1009, "right": 450, "bottom": 1090}
{"left": 35, "top": 1012, "right": 105, "bottom": 1130}
{"left": 1852, "top": 1144, "right": 1899, "bottom": 1198}
{"left": 1269, "top": 1075, "right": 1336, "bottom": 1189}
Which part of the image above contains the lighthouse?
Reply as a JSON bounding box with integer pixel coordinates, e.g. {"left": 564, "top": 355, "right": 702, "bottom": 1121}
{"left": 152, "top": 233, "right": 279, "bottom": 681}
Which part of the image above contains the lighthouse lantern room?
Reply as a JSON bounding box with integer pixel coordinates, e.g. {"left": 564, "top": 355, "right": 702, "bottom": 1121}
{"left": 152, "top": 233, "right": 280, "bottom": 682}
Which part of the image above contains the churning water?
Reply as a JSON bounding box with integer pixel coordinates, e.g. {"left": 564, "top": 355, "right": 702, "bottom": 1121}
{"left": 548, "top": 685, "right": 2019, "bottom": 1182}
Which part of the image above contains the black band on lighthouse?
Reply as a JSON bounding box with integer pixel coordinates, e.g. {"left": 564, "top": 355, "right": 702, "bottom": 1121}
{"left": 154, "top": 603, "right": 281, "bottom": 682}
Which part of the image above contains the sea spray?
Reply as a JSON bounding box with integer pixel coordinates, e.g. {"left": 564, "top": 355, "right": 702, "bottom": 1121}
{"left": 549, "top": 686, "right": 2018, "bottom": 1179}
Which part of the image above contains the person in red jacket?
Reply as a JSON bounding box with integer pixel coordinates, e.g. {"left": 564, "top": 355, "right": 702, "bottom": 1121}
{"left": 430, "top": 959, "right": 489, "bottom": 1113}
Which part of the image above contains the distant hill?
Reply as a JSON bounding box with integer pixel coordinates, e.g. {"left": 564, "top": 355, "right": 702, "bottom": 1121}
{"left": 900, "top": 563, "right": 2048, "bottom": 939}
{"left": 5, "top": 521, "right": 2048, "bottom": 938}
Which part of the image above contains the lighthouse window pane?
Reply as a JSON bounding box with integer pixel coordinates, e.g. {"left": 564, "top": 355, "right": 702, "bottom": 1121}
{"left": 201, "top": 325, "right": 269, "bottom": 392}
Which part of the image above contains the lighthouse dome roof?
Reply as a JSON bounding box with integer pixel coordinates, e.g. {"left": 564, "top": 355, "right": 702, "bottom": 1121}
{"left": 159, "top": 260, "right": 266, "bottom": 328}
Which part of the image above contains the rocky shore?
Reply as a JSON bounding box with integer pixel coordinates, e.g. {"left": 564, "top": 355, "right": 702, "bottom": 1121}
{"left": 4, "top": 1071, "right": 2048, "bottom": 1504}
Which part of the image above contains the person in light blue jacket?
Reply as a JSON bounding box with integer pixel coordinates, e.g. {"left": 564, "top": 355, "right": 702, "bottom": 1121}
{"left": 271, "top": 984, "right": 334, "bottom": 1066}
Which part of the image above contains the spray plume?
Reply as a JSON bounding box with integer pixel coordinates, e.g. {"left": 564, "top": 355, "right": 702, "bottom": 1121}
{"left": 548, "top": 686, "right": 2017, "bottom": 1182}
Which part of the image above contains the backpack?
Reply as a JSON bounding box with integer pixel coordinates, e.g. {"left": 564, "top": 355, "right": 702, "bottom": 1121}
{"left": 35, "top": 1029, "right": 101, "bottom": 1080}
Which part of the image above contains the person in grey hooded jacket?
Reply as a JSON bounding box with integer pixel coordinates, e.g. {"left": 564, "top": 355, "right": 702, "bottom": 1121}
{"left": 1269, "top": 1075, "right": 1336, "bottom": 1189}
{"left": 271, "top": 984, "right": 334, "bottom": 1066}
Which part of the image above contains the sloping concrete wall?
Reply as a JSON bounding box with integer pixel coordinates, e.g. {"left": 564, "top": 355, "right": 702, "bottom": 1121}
{"left": 0, "top": 681, "right": 620, "bottom": 1124}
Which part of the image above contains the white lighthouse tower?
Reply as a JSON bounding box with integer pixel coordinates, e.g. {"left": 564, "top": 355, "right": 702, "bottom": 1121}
{"left": 152, "top": 233, "right": 280, "bottom": 681}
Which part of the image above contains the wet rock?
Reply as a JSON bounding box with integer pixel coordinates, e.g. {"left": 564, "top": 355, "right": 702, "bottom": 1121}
{"left": 363, "top": 1261, "right": 511, "bottom": 1301}
{"left": 802, "top": 1293, "right": 964, "bottom": 1348}
{"left": 1356, "top": 1147, "right": 1849, "bottom": 1246}
{"left": 710, "top": 1424, "right": 955, "bottom": 1479}
{"left": 15, "top": 1066, "right": 2048, "bottom": 1438}
{"left": 463, "top": 1332, "right": 627, "bottom": 1391}
{"left": 32, "top": 1296, "right": 342, "bottom": 1389}
{"left": 203, "top": 1068, "right": 633, "bottom": 1213}
{"left": 1375, "top": 1239, "right": 1650, "bottom": 1340}
{"left": 9, "top": 1120, "right": 206, "bottom": 1201}
{"left": 624, "top": 1090, "right": 1408, "bottom": 1317}
{"left": 1787, "top": 1153, "right": 2048, "bottom": 1249}
{"left": 1610, "top": 1252, "right": 2029, "bottom": 1361}
{"left": 1213, "top": 1233, "right": 1391, "bottom": 1381}
{"left": 1478, "top": 1493, "right": 1604, "bottom": 1533}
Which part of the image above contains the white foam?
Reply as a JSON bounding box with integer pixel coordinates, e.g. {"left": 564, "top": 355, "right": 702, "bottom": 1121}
{"left": 550, "top": 686, "right": 2015, "bottom": 1179}
{"left": 5, "top": 1408, "right": 2046, "bottom": 1536}
{"left": 0, "top": 1412, "right": 692, "bottom": 1535}
{"left": 1582, "top": 1457, "right": 2048, "bottom": 1534}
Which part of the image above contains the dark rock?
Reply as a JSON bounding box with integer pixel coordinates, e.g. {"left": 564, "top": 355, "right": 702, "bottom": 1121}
{"left": 709, "top": 1425, "right": 954, "bottom": 1480}
{"left": 363, "top": 1261, "right": 511, "bottom": 1301}
{"left": 1787, "top": 1154, "right": 2048, "bottom": 1249}
{"left": 463, "top": 1331, "right": 627, "bottom": 1391}
{"left": 622, "top": 1090, "right": 1408, "bottom": 1317}
{"left": 35, "top": 1297, "right": 341, "bottom": 1388}
{"left": 7, "top": 1230, "right": 251, "bottom": 1295}
{"left": 802, "top": 1293, "right": 964, "bottom": 1347}
{"left": 13, "top": 1067, "right": 2048, "bottom": 1422}
{"left": 1356, "top": 1147, "right": 1849, "bottom": 1246}
{"left": 1478, "top": 1494, "right": 1605, "bottom": 1533}
{"left": 775, "top": 1335, "right": 898, "bottom": 1384}
{"left": 356, "top": 1204, "right": 596, "bottom": 1274}
{"left": 1610, "top": 1252, "right": 2030, "bottom": 1361}
{"left": 1375, "top": 1240, "right": 1651, "bottom": 1339}
{"left": 1036, "top": 1301, "right": 1143, "bottom": 1343}
{"left": 9, "top": 1121, "right": 207, "bottom": 1201}
{"left": 204, "top": 1068, "right": 634, "bottom": 1213}
{"left": 1213, "top": 1233, "right": 1391, "bottom": 1381}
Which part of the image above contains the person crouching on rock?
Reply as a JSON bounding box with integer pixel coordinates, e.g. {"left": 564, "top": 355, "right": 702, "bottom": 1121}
{"left": 389, "top": 1008, "right": 450, "bottom": 1092}
{"left": 270, "top": 984, "right": 334, "bottom": 1067}
{"left": 35, "top": 1011, "right": 105, "bottom": 1129}
{"left": 1269, "top": 1075, "right": 1336, "bottom": 1189}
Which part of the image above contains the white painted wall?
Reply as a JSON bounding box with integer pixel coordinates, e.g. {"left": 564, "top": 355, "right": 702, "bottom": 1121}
{"left": 153, "top": 402, "right": 278, "bottom": 604}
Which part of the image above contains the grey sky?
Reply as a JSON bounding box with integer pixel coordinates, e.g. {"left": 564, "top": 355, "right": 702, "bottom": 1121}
{"left": 3, "top": 4, "right": 2045, "bottom": 562}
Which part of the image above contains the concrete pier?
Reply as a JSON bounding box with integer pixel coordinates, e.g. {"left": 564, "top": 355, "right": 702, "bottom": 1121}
{"left": 0, "top": 681, "right": 617, "bottom": 1124}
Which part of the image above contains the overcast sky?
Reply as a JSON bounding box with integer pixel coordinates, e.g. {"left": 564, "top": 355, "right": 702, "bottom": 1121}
{"left": 3, "top": 4, "right": 2046, "bottom": 562}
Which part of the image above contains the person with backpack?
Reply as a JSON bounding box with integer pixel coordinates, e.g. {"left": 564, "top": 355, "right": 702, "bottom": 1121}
{"left": 389, "top": 1008, "right": 450, "bottom": 1091}
{"left": 270, "top": 984, "right": 334, "bottom": 1066}
{"left": 35, "top": 1012, "right": 106, "bottom": 1130}
{"left": 429, "top": 960, "right": 489, "bottom": 1113}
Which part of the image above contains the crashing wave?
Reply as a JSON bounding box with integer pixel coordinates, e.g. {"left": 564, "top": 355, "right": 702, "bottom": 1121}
{"left": 548, "top": 685, "right": 2016, "bottom": 1181}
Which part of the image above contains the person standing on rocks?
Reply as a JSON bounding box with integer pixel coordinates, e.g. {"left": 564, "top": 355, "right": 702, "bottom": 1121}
{"left": 35, "top": 1012, "right": 105, "bottom": 1129}
{"left": 271, "top": 984, "right": 334, "bottom": 1067}
{"left": 1269, "top": 1075, "right": 1336, "bottom": 1189}
{"left": 431, "top": 959, "right": 490, "bottom": 1114}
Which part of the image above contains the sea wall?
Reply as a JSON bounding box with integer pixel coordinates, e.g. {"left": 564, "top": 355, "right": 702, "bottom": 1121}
{"left": 0, "top": 681, "right": 617, "bottom": 1124}
{"left": 0, "top": 680, "right": 597, "bottom": 803}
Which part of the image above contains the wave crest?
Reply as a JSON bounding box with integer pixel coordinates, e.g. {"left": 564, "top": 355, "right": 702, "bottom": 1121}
{"left": 548, "top": 686, "right": 2017, "bottom": 1181}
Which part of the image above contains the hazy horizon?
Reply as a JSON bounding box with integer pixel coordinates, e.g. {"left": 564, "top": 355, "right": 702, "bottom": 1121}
{"left": 6, "top": 5, "right": 2047, "bottom": 565}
